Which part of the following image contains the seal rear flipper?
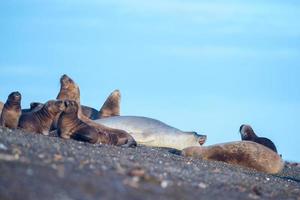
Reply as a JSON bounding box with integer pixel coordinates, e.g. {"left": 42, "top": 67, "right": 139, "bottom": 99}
{"left": 121, "top": 136, "right": 137, "bottom": 148}
{"left": 98, "top": 89, "right": 120, "bottom": 118}
{"left": 72, "top": 131, "right": 99, "bottom": 144}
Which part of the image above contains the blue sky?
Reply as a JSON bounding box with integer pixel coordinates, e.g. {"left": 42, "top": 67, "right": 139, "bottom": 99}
{"left": 1, "top": 0, "right": 300, "bottom": 161}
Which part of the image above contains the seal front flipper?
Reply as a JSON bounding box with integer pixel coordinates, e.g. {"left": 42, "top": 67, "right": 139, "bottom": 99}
{"left": 99, "top": 89, "right": 120, "bottom": 118}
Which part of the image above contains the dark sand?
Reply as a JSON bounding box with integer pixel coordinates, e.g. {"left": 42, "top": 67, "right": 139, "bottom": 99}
{"left": 0, "top": 127, "right": 299, "bottom": 200}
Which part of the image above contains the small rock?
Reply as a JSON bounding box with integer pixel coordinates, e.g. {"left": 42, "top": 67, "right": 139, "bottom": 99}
{"left": 26, "top": 168, "right": 33, "bottom": 176}
{"left": 161, "top": 180, "right": 168, "bottom": 188}
{"left": 54, "top": 154, "right": 63, "bottom": 161}
{"left": 252, "top": 185, "right": 262, "bottom": 196}
{"left": 198, "top": 182, "right": 207, "bottom": 189}
{"left": 38, "top": 154, "right": 45, "bottom": 159}
{"left": 0, "top": 143, "right": 7, "bottom": 150}
{"left": 248, "top": 193, "right": 260, "bottom": 199}
{"left": 123, "top": 177, "right": 140, "bottom": 188}
{"left": 128, "top": 167, "right": 146, "bottom": 178}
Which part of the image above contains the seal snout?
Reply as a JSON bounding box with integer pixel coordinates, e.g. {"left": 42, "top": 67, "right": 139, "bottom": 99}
{"left": 198, "top": 135, "right": 207, "bottom": 145}
{"left": 9, "top": 91, "right": 21, "bottom": 101}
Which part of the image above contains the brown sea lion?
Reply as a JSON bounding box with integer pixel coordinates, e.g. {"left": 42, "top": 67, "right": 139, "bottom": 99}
{"left": 0, "top": 92, "right": 22, "bottom": 129}
{"left": 239, "top": 124, "right": 277, "bottom": 153}
{"left": 56, "top": 74, "right": 80, "bottom": 104}
{"left": 182, "top": 141, "right": 284, "bottom": 174}
{"left": 18, "top": 100, "right": 65, "bottom": 135}
{"left": 57, "top": 100, "right": 136, "bottom": 147}
{"left": 99, "top": 89, "right": 121, "bottom": 118}
{"left": 0, "top": 101, "right": 4, "bottom": 116}
{"left": 22, "top": 102, "right": 44, "bottom": 113}
{"left": 56, "top": 74, "right": 100, "bottom": 120}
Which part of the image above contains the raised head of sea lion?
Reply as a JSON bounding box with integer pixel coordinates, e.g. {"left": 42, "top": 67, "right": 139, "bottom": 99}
{"left": 0, "top": 92, "right": 22, "bottom": 129}
{"left": 56, "top": 74, "right": 99, "bottom": 120}
{"left": 182, "top": 141, "right": 284, "bottom": 174}
{"left": 57, "top": 100, "right": 136, "bottom": 147}
{"left": 18, "top": 100, "right": 65, "bottom": 135}
{"left": 0, "top": 101, "right": 4, "bottom": 116}
{"left": 239, "top": 124, "right": 277, "bottom": 153}
{"left": 99, "top": 89, "right": 121, "bottom": 118}
{"left": 56, "top": 74, "right": 80, "bottom": 104}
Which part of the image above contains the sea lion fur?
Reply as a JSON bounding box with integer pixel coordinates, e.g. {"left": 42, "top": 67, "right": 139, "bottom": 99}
{"left": 182, "top": 141, "right": 284, "bottom": 174}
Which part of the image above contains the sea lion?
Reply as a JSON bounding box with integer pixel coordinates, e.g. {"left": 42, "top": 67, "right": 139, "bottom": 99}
{"left": 57, "top": 100, "right": 136, "bottom": 147}
{"left": 56, "top": 74, "right": 99, "bottom": 120}
{"left": 18, "top": 100, "right": 65, "bottom": 135}
{"left": 56, "top": 74, "right": 81, "bottom": 104}
{"left": 239, "top": 124, "right": 277, "bottom": 153}
{"left": 0, "top": 101, "right": 4, "bottom": 116}
{"left": 22, "top": 102, "right": 44, "bottom": 113}
{"left": 99, "top": 89, "right": 121, "bottom": 118}
{"left": 93, "top": 116, "right": 207, "bottom": 150}
{"left": 182, "top": 141, "right": 284, "bottom": 174}
{"left": 0, "top": 92, "right": 22, "bottom": 129}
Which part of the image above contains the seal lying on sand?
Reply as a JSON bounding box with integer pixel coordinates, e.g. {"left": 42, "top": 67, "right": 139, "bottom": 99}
{"left": 0, "top": 92, "right": 22, "bottom": 129}
{"left": 99, "top": 89, "right": 121, "bottom": 118}
{"left": 182, "top": 141, "right": 284, "bottom": 174}
{"left": 57, "top": 100, "right": 136, "bottom": 147}
{"left": 239, "top": 124, "right": 277, "bottom": 153}
{"left": 93, "top": 116, "right": 206, "bottom": 150}
{"left": 18, "top": 100, "right": 65, "bottom": 135}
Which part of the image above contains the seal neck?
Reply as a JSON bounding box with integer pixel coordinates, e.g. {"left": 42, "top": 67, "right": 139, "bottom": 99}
{"left": 5, "top": 100, "right": 21, "bottom": 110}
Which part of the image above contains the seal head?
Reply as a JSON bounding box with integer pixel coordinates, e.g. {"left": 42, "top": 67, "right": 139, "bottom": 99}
{"left": 239, "top": 124, "right": 277, "bottom": 153}
{"left": 99, "top": 89, "right": 121, "bottom": 118}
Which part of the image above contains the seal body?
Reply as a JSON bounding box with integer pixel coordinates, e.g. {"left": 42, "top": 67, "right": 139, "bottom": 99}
{"left": 0, "top": 92, "right": 22, "bottom": 129}
{"left": 182, "top": 141, "right": 284, "bottom": 174}
{"left": 57, "top": 100, "right": 136, "bottom": 147}
{"left": 0, "top": 101, "right": 4, "bottom": 116}
{"left": 93, "top": 116, "right": 206, "bottom": 150}
{"left": 239, "top": 124, "right": 277, "bottom": 153}
{"left": 99, "top": 89, "right": 121, "bottom": 118}
{"left": 18, "top": 100, "right": 65, "bottom": 135}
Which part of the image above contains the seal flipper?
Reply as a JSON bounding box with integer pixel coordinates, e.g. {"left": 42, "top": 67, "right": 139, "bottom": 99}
{"left": 99, "top": 89, "right": 120, "bottom": 118}
{"left": 72, "top": 130, "right": 99, "bottom": 144}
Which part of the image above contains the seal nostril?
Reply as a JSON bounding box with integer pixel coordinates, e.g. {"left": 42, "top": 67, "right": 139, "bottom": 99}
{"left": 64, "top": 101, "right": 69, "bottom": 107}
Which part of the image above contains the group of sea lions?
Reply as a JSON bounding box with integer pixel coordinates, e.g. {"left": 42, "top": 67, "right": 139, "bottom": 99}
{"left": 0, "top": 74, "right": 284, "bottom": 174}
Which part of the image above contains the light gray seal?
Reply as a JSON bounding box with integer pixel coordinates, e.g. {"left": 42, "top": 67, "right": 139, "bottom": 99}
{"left": 94, "top": 116, "right": 206, "bottom": 150}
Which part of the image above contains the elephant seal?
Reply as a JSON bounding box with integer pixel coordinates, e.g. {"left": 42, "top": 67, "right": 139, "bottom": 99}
{"left": 239, "top": 124, "right": 277, "bottom": 153}
{"left": 0, "top": 92, "right": 22, "bottom": 129}
{"left": 93, "top": 116, "right": 207, "bottom": 150}
{"left": 99, "top": 89, "right": 121, "bottom": 118}
{"left": 182, "top": 141, "right": 284, "bottom": 174}
{"left": 57, "top": 100, "right": 136, "bottom": 147}
{"left": 18, "top": 100, "right": 65, "bottom": 135}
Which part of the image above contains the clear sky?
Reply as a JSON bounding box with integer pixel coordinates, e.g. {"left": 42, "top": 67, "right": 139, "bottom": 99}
{"left": 1, "top": 0, "right": 300, "bottom": 161}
